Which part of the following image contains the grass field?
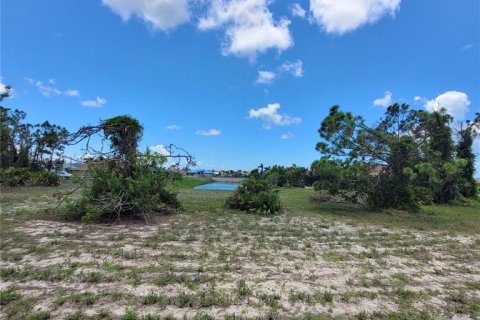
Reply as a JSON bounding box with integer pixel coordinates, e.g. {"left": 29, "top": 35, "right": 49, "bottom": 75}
{"left": 1, "top": 179, "right": 479, "bottom": 319}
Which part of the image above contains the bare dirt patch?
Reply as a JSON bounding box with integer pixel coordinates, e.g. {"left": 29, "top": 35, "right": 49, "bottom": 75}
{"left": 1, "top": 213, "right": 479, "bottom": 319}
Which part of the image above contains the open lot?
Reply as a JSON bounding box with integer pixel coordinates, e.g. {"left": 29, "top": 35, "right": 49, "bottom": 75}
{"left": 1, "top": 181, "right": 479, "bottom": 319}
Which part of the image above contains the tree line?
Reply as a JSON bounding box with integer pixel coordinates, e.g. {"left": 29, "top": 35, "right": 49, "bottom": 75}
{"left": 314, "top": 103, "right": 479, "bottom": 211}
{"left": 1, "top": 86, "right": 69, "bottom": 172}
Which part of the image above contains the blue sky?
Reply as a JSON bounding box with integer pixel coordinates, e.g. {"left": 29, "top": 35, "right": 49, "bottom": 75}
{"left": 1, "top": 0, "right": 479, "bottom": 172}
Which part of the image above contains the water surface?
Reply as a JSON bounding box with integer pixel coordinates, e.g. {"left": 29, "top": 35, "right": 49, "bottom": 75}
{"left": 194, "top": 182, "right": 239, "bottom": 191}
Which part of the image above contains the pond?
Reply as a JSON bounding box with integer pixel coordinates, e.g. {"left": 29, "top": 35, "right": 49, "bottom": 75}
{"left": 194, "top": 182, "right": 239, "bottom": 191}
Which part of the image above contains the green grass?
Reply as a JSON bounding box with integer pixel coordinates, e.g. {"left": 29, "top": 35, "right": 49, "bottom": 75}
{"left": 4, "top": 176, "right": 477, "bottom": 234}
{"left": 174, "top": 176, "right": 213, "bottom": 189}
{"left": 0, "top": 286, "right": 21, "bottom": 305}
{"left": 177, "top": 183, "right": 480, "bottom": 234}
{"left": 278, "top": 187, "right": 480, "bottom": 234}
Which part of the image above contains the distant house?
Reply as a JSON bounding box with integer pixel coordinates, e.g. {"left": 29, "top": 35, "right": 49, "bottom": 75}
{"left": 370, "top": 164, "right": 387, "bottom": 177}
{"left": 67, "top": 162, "right": 88, "bottom": 172}
{"left": 187, "top": 169, "right": 214, "bottom": 177}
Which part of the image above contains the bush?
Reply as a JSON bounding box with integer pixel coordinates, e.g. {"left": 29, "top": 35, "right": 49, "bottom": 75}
{"left": 63, "top": 115, "right": 194, "bottom": 222}
{"left": 0, "top": 168, "right": 60, "bottom": 187}
{"left": 367, "top": 174, "right": 419, "bottom": 212}
{"left": 67, "top": 160, "right": 180, "bottom": 222}
{"left": 412, "top": 186, "right": 434, "bottom": 205}
{"left": 225, "top": 178, "right": 282, "bottom": 215}
{"left": 0, "top": 167, "right": 31, "bottom": 186}
{"left": 30, "top": 172, "right": 60, "bottom": 187}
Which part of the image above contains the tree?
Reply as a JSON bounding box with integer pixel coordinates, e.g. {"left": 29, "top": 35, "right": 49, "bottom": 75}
{"left": 30, "top": 121, "right": 69, "bottom": 171}
{"left": 0, "top": 107, "right": 29, "bottom": 168}
{"left": 1, "top": 89, "right": 68, "bottom": 171}
{"left": 317, "top": 104, "right": 422, "bottom": 210}
{"left": 103, "top": 116, "right": 143, "bottom": 171}
{"left": 284, "top": 165, "right": 307, "bottom": 187}
{"left": 413, "top": 109, "right": 460, "bottom": 202}
{"left": 456, "top": 113, "right": 480, "bottom": 197}
{"left": 63, "top": 115, "right": 194, "bottom": 222}
{"left": 310, "top": 158, "right": 343, "bottom": 195}
{"left": 316, "top": 103, "right": 473, "bottom": 210}
{"left": 265, "top": 165, "right": 287, "bottom": 187}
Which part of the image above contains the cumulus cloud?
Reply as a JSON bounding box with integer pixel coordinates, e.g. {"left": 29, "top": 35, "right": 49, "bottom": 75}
{"left": 373, "top": 90, "right": 392, "bottom": 108}
{"left": 248, "top": 103, "right": 302, "bottom": 129}
{"left": 196, "top": 129, "right": 222, "bottom": 136}
{"left": 281, "top": 132, "right": 294, "bottom": 140}
{"left": 279, "top": 60, "right": 304, "bottom": 77}
{"left": 309, "top": 0, "right": 401, "bottom": 35}
{"left": 102, "top": 0, "right": 190, "bottom": 31}
{"left": 25, "top": 77, "right": 80, "bottom": 98}
{"left": 149, "top": 144, "right": 170, "bottom": 156}
{"left": 166, "top": 124, "right": 182, "bottom": 130}
{"left": 80, "top": 97, "right": 107, "bottom": 108}
{"left": 256, "top": 70, "right": 276, "bottom": 84}
{"left": 198, "top": 0, "right": 293, "bottom": 60}
{"left": 414, "top": 96, "right": 422, "bottom": 102}
{"left": 290, "top": 3, "right": 306, "bottom": 18}
{"left": 64, "top": 89, "right": 80, "bottom": 97}
{"left": 424, "top": 91, "right": 471, "bottom": 120}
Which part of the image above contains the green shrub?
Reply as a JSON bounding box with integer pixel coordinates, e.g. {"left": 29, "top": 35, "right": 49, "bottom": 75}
{"left": 63, "top": 116, "right": 187, "bottom": 222}
{"left": 225, "top": 178, "right": 282, "bottom": 215}
{"left": 412, "top": 186, "right": 434, "bottom": 205}
{"left": 367, "top": 174, "right": 419, "bottom": 212}
{"left": 30, "top": 172, "right": 60, "bottom": 187}
{"left": 67, "top": 159, "right": 180, "bottom": 222}
{"left": 0, "top": 167, "right": 31, "bottom": 186}
{"left": 0, "top": 168, "right": 60, "bottom": 187}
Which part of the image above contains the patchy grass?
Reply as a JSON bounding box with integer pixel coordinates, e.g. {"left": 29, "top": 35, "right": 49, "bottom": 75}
{"left": 0, "top": 180, "right": 479, "bottom": 319}
{"left": 173, "top": 176, "right": 213, "bottom": 189}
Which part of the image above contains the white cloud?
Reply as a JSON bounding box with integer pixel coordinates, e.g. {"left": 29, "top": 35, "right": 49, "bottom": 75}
{"left": 196, "top": 129, "right": 222, "bottom": 136}
{"left": 414, "top": 96, "right": 422, "bottom": 102}
{"left": 198, "top": 0, "right": 293, "bottom": 60}
{"left": 35, "top": 80, "right": 61, "bottom": 97}
{"left": 461, "top": 43, "right": 474, "bottom": 51}
{"left": 25, "top": 77, "right": 80, "bottom": 98}
{"left": 64, "top": 89, "right": 80, "bottom": 97}
{"left": 149, "top": 144, "right": 170, "bottom": 156}
{"left": 373, "top": 90, "right": 392, "bottom": 108}
{"left": 102, "top": 0, "right": 190, "bottom": 31}
{"left": 248, "top": 103, "right": 302, "bottom": 129}
{"left": 279, "top": 60, "right": 304, "bottom": 77}
{"left": 166, "top": 124, "right": 182, "bottom": 130}
{"left": 256, "top": 59, "right": 304, "bottom": 85}
{"left": 281, "top": 132, "right": 294, "bottom": 140}
{"left": 0, "top": 79, "right": 9, "bottom": 96}
{"left": 256, "top": 70, "right": 276, "bottom": 84}
{"left": 81, "top": 97, "right": 107, "bottom": 108}
{"left": 290, "top": 3, "right": 306, "bottom": 18}
{"left": 424, "top": 91, "right": 471, "bottom": 120}
{"left": 309, "top": 0, "right": 401, "bottom": 35}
